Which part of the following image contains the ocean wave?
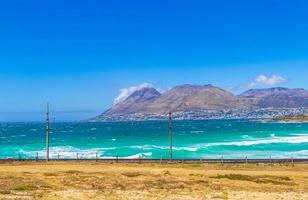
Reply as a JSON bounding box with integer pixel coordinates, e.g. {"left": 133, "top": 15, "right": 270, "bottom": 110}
{"left": 20, "top": 146, "right": 116, "bottom": 159}
{"left": 200, "top": 150, "right": 308, "bottom": 159}
{"left": 241, "top": 135, "right": 251, "bottom": 139}
{"left": 190, "top": 131, "right": 204, "bottom": 134}
{"left": 129, "top": 145, "right": 199, "bottom": 152}
{"left": 123, "top": 152, "right": 152, "bottom": 159}
{"left": 290, "top": 133, "right": 308, "bottom": 136}
{"left": 173, "top": 147, "right": 199, "bottom": 151}
{"left": 202, "top": 135, "right": 308, "bottom": 147}
{"left": 128, "top": 135, "right": 308, "bottom": 151}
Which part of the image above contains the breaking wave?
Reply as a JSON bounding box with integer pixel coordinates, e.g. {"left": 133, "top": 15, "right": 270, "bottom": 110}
{"left": 128, "top": 134, "right": 308, "bottom": 152}
{"left": 20, "top": 146, "right": 116, "bottom": 159}
{"left": 129, "top": 145, "right": 198, "bottom": 152}
{"left": 203, "top": 135, "right": 308, "bottom": 147}
{"left": 123, "top": 152, "right": 152, "bottom": 159}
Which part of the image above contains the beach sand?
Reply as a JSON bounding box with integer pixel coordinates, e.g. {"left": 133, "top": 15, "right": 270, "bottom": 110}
{"left": 0, "top": 161, "right": 307, "bottom": 199}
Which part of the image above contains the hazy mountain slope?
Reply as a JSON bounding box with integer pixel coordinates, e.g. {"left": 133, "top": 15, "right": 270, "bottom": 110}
{"left": 146, "top": 84, "right": 250, "bottom": 113}
{"left": 102, "top": 84, "right": 251, "bottom": 116}
{"left": 103, "top": 87, "right": 161, "bottom": 115}
{"left": 95, "top": 85, "right": 308, "bottom": 120}
{"left": 239, "top": 87, "right": 308, "bottom": 108}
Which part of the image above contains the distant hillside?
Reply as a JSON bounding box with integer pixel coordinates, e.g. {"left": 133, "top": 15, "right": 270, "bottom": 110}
{"left": 145, "top": 84, "right": 250, "bottom": 113}
{"left": 103, "top": 87, "right": 161, "bottom": 115}
{"left": 98, "top": 84, "right": 250, "bottom": 117}
{"left": 94, "top": 85, "right": 308, "bottom": 120}
{"left": 239, "top": 87, "right": 308, "bottom": 108}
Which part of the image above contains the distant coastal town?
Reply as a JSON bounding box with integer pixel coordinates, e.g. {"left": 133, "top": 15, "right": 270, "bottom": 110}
{"left": 92, "top": 107, "right": 308, "bottom": 121}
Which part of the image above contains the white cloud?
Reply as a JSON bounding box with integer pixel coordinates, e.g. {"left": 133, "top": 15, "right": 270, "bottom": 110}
{"left": 255, "top": 75, "right": 286, "bottom": 85}
{"left": 113, "top": 83, "right": 154, "bottom": 104}
{"left": 243, "top": 75, "right": 287, "bottom": 89}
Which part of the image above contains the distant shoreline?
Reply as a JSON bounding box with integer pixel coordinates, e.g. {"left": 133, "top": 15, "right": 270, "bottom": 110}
{"left": 256, "top": 115, "right": 308, "bottom": 123}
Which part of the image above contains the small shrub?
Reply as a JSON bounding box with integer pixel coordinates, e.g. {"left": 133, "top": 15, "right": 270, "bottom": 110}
{"left": 43, "top": 172, "right": 57, "bottom": 176}
{"left": 0, "top": 190, "right": 10, "bottom": 195}
{"left": 12, "top": 184, "right": 38, "bottom": 191}
{"left": 121, "top": 172, "right": 143, "bottom": 177}
{"left": 210, "top": 174, "right": 293, "bottom": 185}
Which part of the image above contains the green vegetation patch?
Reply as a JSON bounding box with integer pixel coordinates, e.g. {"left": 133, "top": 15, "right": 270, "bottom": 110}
{"left": 210, "top": 174, "right": 293, "bottom": 185}
{"left": 43, "top": 172, "right": 57, "bottom": 176}
{"left": 63, "top": 170, "right": 82, "bottom": 174}
{"left": 0, "top": 190, "right": 11, "bottom": 195}
{"left": 12, "top": 184, "right": 38, "bottom": 191}
{"left": 121, "top": 172, "right": 144, "bottom": 177}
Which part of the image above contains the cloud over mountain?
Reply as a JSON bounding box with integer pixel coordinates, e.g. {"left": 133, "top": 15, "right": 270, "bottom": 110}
{"left": 244, "top": 75, "right": 287, "bottom": 89}
{"left": 113, "top": 83, "right": 154, "bottom": 104}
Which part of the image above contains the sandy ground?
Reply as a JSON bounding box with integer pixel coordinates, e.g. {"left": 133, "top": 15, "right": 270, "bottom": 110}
{"left": 0, "top": 161, "right": 307, "bottom": 200}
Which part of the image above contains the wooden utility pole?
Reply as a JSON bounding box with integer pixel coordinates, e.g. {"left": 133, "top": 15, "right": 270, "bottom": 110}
{"left": 46, "top": 103, "right": 50, "bottom": 162}
{"left": 168, "top": 112, "right": 173, "bottom": 162}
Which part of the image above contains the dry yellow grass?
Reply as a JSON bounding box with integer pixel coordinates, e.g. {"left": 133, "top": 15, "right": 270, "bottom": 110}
{"left": 0, "top": 161, "right": 307, "bottom": 199}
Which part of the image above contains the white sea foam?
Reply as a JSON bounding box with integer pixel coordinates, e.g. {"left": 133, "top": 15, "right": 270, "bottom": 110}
{"left": 241, "top": 135, "right": 250, "bottom": 139}
{"left": 20, "top": 146, "right": 116, "bottom": 159}
{"left": 129, "top": 145, "right": 199, "bottom": 152}
{"left": 190, "top": 131, "right": 204, "bottom": 134}
{"left": 290, "top": 133, "right": 308, "bottom": 136}
{"left": 200, "top": 150, "right": 308, "bottom": 159}
{"left": 129, "top": 134, "right": 308, "bottom": 153}
{"left": 201, "top": 135, "right": 308, "bottom": 148}
{"left": 123, "top": 152, "right": 152, "bottom": 159}
{"left": 173, "top": 147, "right": 199, "bottom": 151}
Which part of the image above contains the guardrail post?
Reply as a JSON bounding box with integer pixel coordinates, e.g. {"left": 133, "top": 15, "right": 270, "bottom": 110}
{"left": 291, "top": 157, "right": 294, "bottom": 167}
{"left": 36, "top": 152, "right": 38, "bottom": 162}
{"left": 18, "top": 153, "right": 21, "bottom": 161}
{"left": 139, "top": 155, "right": 141, "bottom": 164}
{"left": 116, "top": 155, "right": 118, "bottom": 163}
{"left": 245, "top": 156, "right": 248, "bottom": 164}
{"left": 76, "top": 153, "right": 79, "bottom": 160}
{"left": 57, "top": 154, "right": 60, "bottom": 161}
{"left": 96, "top": 152, "right": 98, "bottom": 162}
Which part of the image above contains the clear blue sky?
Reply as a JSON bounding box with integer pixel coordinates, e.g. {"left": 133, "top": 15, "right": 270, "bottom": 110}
{"left": 0, "top": 0, "right": 308, "bottom": 121}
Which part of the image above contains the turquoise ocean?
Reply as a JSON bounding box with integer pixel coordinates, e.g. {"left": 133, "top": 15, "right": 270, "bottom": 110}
{"left": 0, "top": 120, "right": 307, "bottom": 159}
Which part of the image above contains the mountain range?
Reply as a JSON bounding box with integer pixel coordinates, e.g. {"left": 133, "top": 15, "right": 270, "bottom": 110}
{"left": 96, "top": 84, "right": 308, "bottom": 119}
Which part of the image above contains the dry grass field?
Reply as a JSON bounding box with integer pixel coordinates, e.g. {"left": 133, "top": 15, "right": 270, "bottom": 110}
{"left": 0, "top": 161, "right": 307, "bottom": 200}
